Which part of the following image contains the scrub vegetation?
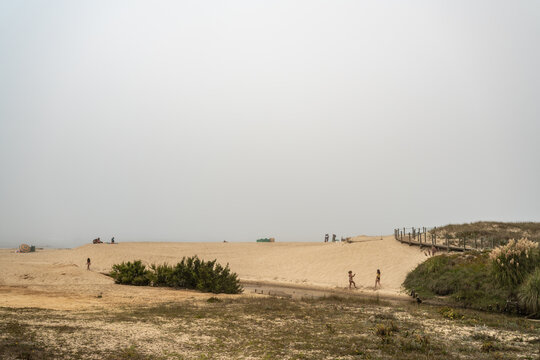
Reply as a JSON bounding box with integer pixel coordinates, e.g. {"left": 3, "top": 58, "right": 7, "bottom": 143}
{"left": 0, "top": 295, "right": 538, "bottom": 359}
{"left": 430, "top": 221, "right": 540, "bottom": 244}
{"left": 404, "top": 238, "right": 540, "bottom": 317}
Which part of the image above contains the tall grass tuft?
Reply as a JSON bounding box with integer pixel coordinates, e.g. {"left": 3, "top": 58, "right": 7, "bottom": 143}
{"left": 518, "top": 267, "right": 540, "bottom": 316}
{"left": 489, "top": 238, "right": 539, "bottom": 288}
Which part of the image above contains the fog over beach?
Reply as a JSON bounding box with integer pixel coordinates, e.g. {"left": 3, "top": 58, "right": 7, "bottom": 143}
{"left": 1, "top": 1, "right": 539, "bottom": 248}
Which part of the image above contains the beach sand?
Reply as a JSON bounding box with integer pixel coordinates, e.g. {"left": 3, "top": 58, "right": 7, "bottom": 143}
{"left": 0, "top": 235, "right": 427, "bottom": 309}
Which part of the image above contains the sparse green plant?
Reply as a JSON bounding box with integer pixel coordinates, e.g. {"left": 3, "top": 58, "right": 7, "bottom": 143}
{"left": 375, "top": 322, "right": 398, "bottom": 344}
{"left": 481, "top": 341, "right": 496, "bottom": 352}
{"left": 400, "top": 332, "right": 431, "bottom": 352}
{"left": 471, "top": 332, "right": 496, "bottom": 341}
{"left": 439, "top": 307, "right": 464, "bottom": 320}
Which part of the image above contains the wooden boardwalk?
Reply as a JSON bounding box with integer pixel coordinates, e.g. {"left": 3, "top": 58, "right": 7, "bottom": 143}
{"left": 394, "top": 227, "right": 494, "bottom": 252}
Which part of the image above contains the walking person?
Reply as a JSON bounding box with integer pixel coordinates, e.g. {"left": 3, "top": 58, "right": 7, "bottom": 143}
{"left": 374, "top": 269, "right": 381, "bottom": 288}
{"left": 348, "top": 271, "right": 357, "bottom": 289}
{"left": 87, "top": 258, "right": 91, "bottom": 270}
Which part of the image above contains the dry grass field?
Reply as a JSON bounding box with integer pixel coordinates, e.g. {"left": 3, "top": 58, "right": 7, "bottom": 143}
{"left": 1, "top": 295, "right": 539, "bottom": 359}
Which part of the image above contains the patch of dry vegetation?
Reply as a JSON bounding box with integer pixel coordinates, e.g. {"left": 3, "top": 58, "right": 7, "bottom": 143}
{"left": 431, "top": 221, "right": 540, "bottom": 244}
{"left": 1, "top": 295, "right": 539, "bottom": 359}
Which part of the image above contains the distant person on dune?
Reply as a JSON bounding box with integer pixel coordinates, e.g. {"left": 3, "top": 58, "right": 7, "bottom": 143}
{"left": 87, "top": 258, "right": 91, "bottom": 270}
{"left": 348, "top": 270, "right": 357, "bottom": 289}
{"left": 374, "top": 269, "right": 381, "bottom": 289}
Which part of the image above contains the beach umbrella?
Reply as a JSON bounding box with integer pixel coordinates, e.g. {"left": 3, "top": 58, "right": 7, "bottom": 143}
{"left": 19, "top": 244, "right": 31, "bottom": 253}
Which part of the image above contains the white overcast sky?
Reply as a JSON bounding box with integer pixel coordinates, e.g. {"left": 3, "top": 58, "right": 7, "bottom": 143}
{"left": 1, "top": 1, "right": 539, "bottom": 247}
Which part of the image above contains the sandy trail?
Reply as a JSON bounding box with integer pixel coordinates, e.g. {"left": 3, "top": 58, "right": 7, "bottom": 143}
{"left": 0, "top": 236, "right": 427, "bottom": 309}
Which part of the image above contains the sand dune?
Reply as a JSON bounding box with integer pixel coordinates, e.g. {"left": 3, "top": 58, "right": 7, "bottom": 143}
{"left": 0, "top": 236, "right": 427, "bottom": 309}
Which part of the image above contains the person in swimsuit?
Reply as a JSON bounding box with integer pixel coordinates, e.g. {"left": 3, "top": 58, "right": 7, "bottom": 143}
{"left": 348, "top": 270, "right": 357, "bottom": 289}
{"left": 375, "top": 269, "right": 381, "bottom": 288}
{"left": 87, "top": 258, "right": 91, "bottom": 270}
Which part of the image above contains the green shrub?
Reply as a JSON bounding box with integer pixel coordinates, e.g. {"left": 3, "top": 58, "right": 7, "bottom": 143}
{"left": 490, "top": 238, "right": 539, "bottom": 288}
{"left": 403, "top": 252, "right": 510, "bottom": 311}
{"left": 110, "top": 257, "right": 243, "bottom": 294}
{"left": 110, "top": 260, "right": 151, "bottom": 286}
{"left": 518, "top": 267, "right": 540, "bottom": 316}
{"left": 148, "top": 263, "right": 175, "bottom": 287}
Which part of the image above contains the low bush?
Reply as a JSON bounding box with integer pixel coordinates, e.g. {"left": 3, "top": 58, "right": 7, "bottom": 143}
{"left": 110, "top": 256, "right": 243, "bottom": 294}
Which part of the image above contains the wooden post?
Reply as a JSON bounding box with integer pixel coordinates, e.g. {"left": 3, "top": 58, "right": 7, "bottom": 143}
{"left": 408, "top": 232, "right": 411, "bottom": 245}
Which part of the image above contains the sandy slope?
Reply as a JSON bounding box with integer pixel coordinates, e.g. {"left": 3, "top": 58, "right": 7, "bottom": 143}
{"left": 0, "top": 236, "right": 427, "bottom": 309}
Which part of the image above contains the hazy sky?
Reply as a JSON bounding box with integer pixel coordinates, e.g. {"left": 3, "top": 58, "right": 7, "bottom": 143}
{"left": 1, "top": 1, "right": 539, "bottom": 247}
